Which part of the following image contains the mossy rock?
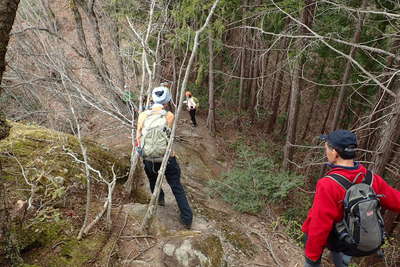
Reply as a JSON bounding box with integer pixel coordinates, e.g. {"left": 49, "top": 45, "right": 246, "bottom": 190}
{"left": 0, "top": 121, "right": 130, "bottom": 200}
{"left": 162, "top": 234, "right": 226, "bottom": 267}
{"left": 220, "top": 224, "right": 255, "bottom": 257}
{"left": 16, "top": 219, "right": 68, "bottom": 252}
{"left": 194, "top": 235, "right": 225, "bottom": 267}
{"left": 12, "top": 211, "right": 107, "bottom": 266}
{"left": 194, "top": 202, "right": 255, "bottom": 257}
{"left": 0, "top": 122, "right": 136, "bottom": 265}
{"left": 22, "top": 232, "right": 107, "bottom": 267}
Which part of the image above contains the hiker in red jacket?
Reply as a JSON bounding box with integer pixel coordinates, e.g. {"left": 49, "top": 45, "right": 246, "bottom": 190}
{"left": 303, "top": 129, "right": 400, "bottom": 267}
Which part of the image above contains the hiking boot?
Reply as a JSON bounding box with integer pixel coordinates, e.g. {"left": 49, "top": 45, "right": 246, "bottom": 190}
{"left": 180, "top": 218, "right": 192, "bottom": 230}
{"left": 158, "top": 199, "right": 165, "bottom": 206}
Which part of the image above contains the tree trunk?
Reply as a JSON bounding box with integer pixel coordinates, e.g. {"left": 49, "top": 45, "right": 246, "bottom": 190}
{"left": 76, "top": 0, "right": 111, "bottom": 80}
{"left": 249, "top": 41, "right": 259, "bottom": 114}
{"left": 0, "top": 1, "right": 21, "bottom": 255}
{"left": 245, "top": 39, "right": 255, "bottom": 110}
{"left": 301, "top": 63, "right": 326, "bottom": 140}
{"left": 246, "top": 40, "right": 257, "bottom": 112}
{"left": 360, "top": 36, "right": 400, "bottom": 153}
{"left": 321, "top": 88, "right": 336, "bottom": 134}
{"left": 283, "top": 57, "right": 301, "bottom": 170}
{"left": 39, "top": 0, "right": 58, "bottom": 33}
{"left": 0, "top": 0, "right": 18, "bottom": 138}
{"left": 207, "top": 30, "right": 216, "bottom": 136}
{"left": 301, "top": 86, "right": 317, "bottom": 141}
{"left": 0, "top": 185, "right": 23, "bottom": 265}
{"left": 238, "top": 46, "right": 246, "bottom": 112}
{"left": 370, "top": 81, "right": 400, "bottom": 239}
{"left": 267, "top": 36, "right": 289, "bottom": 134}
{"left": 330, "top": 0, "right": 368, "bottom": 131}
{"left": 238, "top": 1, "right": 247, "bottom": 112}
{"left": 0, "top": 0, "right": 19, "bottom": 91}
{"left": 109, "top": 3, "right": 126, "bottom": 91}
{"left": 371, "top": 80, "right": 400, "bottom": 176}
{"left": 71, "top": 1, "right": 126, "bottom": 113}
{"left": 268, "top": 48, "right": 281, "bottom": 108}
{"left": 141, "top": 0, "right": 220, "bottom": 232}
{"left": 279, "top": 78, "right": 292, "bottom": 136}
{"left": 283, "top": 0, "right": 316, "bottom": 170}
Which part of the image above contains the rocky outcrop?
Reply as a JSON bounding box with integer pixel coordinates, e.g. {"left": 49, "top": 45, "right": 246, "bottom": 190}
{"left": 162, "top": 235, "right": 224, "bottom": 267}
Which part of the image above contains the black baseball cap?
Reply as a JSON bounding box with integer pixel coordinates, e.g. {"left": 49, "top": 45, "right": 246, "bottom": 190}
{"left": 320, "top": 130, "right": 357, "bottom": 152}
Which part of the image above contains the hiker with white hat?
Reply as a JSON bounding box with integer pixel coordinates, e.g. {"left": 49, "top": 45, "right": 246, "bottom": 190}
{"left": 136, "top": 86, "right": 193, "bottom": 229}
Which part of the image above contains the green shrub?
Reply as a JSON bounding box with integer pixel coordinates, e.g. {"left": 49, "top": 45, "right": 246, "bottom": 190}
{"left": 209, "top": 146, "right": 304, "bottom": 213}
{"left": 271, "top": 217, "right": 304, "bottom": 245}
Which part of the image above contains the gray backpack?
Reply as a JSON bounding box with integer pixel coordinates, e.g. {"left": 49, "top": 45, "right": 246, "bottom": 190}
{"left": 327, "top": 171, "right": 385, "bottom": 256}
{"left": 140, "top": 110, "right": 170, "bottom": 162}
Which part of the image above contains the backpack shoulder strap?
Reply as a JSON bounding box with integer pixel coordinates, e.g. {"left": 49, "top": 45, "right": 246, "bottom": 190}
{"left": 145, "top": 109, "right": 167, "bottom": 118}
{"left": 326, "top": 173, "right": 353, "bottom": 190}
{"left": 362, "top": 170, "right": 373, "bottom": 186}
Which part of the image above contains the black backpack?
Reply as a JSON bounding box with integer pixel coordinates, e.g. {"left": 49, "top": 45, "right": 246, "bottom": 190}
{"left": 326, "top": 171, "right": 385, "bottom": 256}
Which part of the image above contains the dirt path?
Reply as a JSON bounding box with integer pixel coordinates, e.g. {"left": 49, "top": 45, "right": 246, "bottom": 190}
{"left": 92, "top": 112, "right": 306, "bottom": 266}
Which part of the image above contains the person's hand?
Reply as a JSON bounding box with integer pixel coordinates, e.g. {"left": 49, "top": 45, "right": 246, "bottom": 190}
{"left": 304, "top": 256, "right": 321, "bottom": 267}
{"left": 135, "top": 138, "right": 141, "bottom": 147}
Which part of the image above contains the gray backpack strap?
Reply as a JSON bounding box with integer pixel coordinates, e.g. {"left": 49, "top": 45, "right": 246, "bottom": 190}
{"left": 362, "top": 171, "right": 373, "bottom": 186}
{"left": 326, "top": 173, "right": 353, "bottom": 190}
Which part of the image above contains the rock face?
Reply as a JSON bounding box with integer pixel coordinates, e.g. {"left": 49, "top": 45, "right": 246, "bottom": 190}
{"left": 122, "top": 203, "right": 226, "bottom": 267}
{"left": 162, "top": 235, "right": 224, "bottom": 267}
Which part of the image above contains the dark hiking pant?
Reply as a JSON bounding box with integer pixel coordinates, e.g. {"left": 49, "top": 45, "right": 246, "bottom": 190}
{"left": 143, "top": 157, "right": 193, "bottom": 225}
{"left": 189, "top": 108, "right": 197, "bottom": 126}
{"left": 303, "top": 234, "right": 352, "bottom": 267}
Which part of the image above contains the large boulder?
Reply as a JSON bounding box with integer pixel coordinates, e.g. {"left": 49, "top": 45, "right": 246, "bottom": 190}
{"left": 0, "top": 122, "right": 133, "bottom": 266}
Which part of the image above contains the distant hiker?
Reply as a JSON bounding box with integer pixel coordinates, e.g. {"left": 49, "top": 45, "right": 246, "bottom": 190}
{"left": 136, "top": 86, "right": 193, "bottom": 229}
{"left": 303, "top": 130, "right": 400, "bottom": 267}
{"left": 183, "top": 91, "right": 199, "bottom": 127}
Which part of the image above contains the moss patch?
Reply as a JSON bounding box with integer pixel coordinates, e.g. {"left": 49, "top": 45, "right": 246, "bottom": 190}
{"left": 194, "top": 199, "right": 255, "bottom": 257}
{"left": 17, "top": 216, "right": 107, "bottom": 267}
{"left": 16, "top": 219, "right": 67, "bottom": 252}
{"left": 0, "top": 122, "right": 133, "bottom": 265}
{"left": 195, "top": 235, "right": 224, "bottom": 267}
{"left": 221, "top": 224, "right": 255, "bottom": 257}
{"left": 0, "top": 122, "right": 129, "bottom": 193}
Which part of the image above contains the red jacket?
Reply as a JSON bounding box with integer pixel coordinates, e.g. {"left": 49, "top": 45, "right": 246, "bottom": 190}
{"left": 302, "top": 163, "right": 400, "bottom": 261}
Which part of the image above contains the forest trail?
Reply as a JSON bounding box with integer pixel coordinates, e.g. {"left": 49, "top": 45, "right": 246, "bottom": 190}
{"left": 92, "top": 112, "right": 306, "bottom": 266}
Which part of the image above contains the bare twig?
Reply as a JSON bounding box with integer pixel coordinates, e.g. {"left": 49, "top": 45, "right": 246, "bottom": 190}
{"left": 140, "top": 0, "right": 222, "bottom": 232}
{"left": 13, "top": 156, "right": 35, "bottom": 210}
{"left": 251, "top": 230, "right": 283, "bottom": 267}
{"left": 107, "top": 213, "right": 129, "bottom": 267}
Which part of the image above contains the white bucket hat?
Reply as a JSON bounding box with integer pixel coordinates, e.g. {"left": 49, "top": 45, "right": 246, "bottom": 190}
{"left": 152, "top": 86, "right": 171, "bottom": 104}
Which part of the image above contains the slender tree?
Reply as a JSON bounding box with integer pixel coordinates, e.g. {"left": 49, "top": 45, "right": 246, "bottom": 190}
{"left": 0, "top": 1, "right": 22, "bottom": 264}
{"left": 267, "top": 33, "right": 289, "bottom": 133}
{"left": 207, "top": 29, "right": 216, "bottom": 136}
{"left": 141, "top": 0, "right": 221, "bottom": 232}
{"left": 283, "top": 0, "right": 317, "bottom": 170}
{"left": 371, "top": 82, "right": 400, "bottom": 176}
{"left": 330, "top": 0, "right": 368, "bottom": 131}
